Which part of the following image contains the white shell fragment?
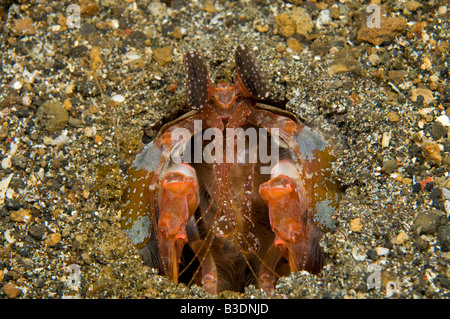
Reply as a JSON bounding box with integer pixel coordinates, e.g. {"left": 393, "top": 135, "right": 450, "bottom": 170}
{"left": 444, "top": 201, "right": 450, "bottom": 218}
{"left": 123, "top": 51, "right": 142, "bottom": 63}
{"left": 381, "top": 132, "right": 391, "bottom": 148}
{"left": 0, "top": 174, "right": 13, "bottom": 202}
{"left": 111, "top": 94, "right": 126, "bottom": 103}
{"left": 51, "top": 130, "right": 69, "bottom": 146}
{"left": 4, "top": 229, "right": 16, "bottom": 244}
{"left": 436, "top": 115, "right": 450, "bottom": 127}
{"left": 12, "top": 80, "right": 22, "bottom": 90}
{"left": 316, "top": 9, "right": 331, "bottom": 29}
{"left": 1, "top": 158, "right": 12, "bottom": 170}
{"left": 375, "top": 247, "right": 390, "bottom": 256}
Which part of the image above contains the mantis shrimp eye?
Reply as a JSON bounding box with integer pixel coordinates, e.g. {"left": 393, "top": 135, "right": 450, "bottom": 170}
{"left": 184, "top": 51, "right": 211, "bottom": 109}
{"left": 235, "top": 44, "right": 270, "bottom": 100}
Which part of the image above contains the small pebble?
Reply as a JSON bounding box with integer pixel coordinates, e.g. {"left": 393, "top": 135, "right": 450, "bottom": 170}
{"left": 43, "top": 136, "right": 54, "bottom": 145}
{"left": 395, "top": 232, "right": 409, "bottom": 245}
{"left": 387, "top": 112, "right": 400, "bottom": 122}
{"left": 65, "top": 84, "right": 75, "bottom": 94}
{"left": 255, "top": 24, "right": 269, "bottom": 33}
{"left": 80, "top": 0, "right": 100, "bottom": 17}
{"left": 172, "top": 26, "right": 187, "bottom": 38}
{"left": 316, "top": 9, "right": 331, "bottom": 29}
{"left": 85, "top": 127, "right": 94, "bottom": 137}
{"left": 382, "top": 159, "right": 397, "bottom": 174}
{"left": 46, "top": 232, "right": 61, "bottom": 246}
{"left": 330, "top": 79, "right": 342, "bottom": 89}
{"left": 287, "top": 38, "right": 302, "bottom": 53}
{"left": 428, "top": 122, "right": 447, "bottom": 140}
{"left": 0, "top": 126, "right": 8, "bottom": 139}
{"left": 10, "top": 209, "right": 32, "bottom": 223}
{"left": 414, "top": 236, "right": 429, "bottom": 251}
{"left": 3, "top": 283, "right": 22, "bottom": 298}
{"left": 413, "top": 211, "right": 440, "bottom": 235}
{"left": 411, "top": 88, "right": 434, "bottom": 104}
{"left": 276, "top": 43, "right": 286, "bottom": 53}
{"left": 441, "top": 187, "right": 450, "bottom": 200}
{"left": 62, "top": 226, "right": 71, "bottom": 237}
{"left": 68, "top": 117, "right": 83, "bottom": 128}
{"left": 51, "top": 130, "right": 69, "bottom": 146}
{"left": 28, "top": 224, "right": 46, "bottom": 240}
{"left": 82, "top": 252, "right": 92, "bottom": 264}
{"left": 375, "top": 247, "right": 390, "bottom": 256}
{"left": 366, "top": 249, "right": 379, "bottom": 261}
{"left": 4, "top": 230, "right": 15, "bottom": 244}
{"left": 381, "top": 131, "right": 391, "bottom": 148}
{"left": 12, "top": 81, "right": 22, "bottom": 90}
{"left": 22, "top": 95, "right": 32, "bottom": 106}
{"left": 63, "top": 98, "right": 72, "bottom": 110}
{"left": 350, "top": 218, "right": 363, "bottom": 232}
{"left": 405, "top": 1, "right": 423, "bottom": 12}
{"left": 1, "top": 157, "right": 12, "bottom": 169}
{"left": 412, "top": 182, "right": 422, "bottom": 192}
{"left": 391, "top": 173, "right": 402, "bottom": 182}
{"left": 0, "top": 175, "right": 12, "bottom": 203}
{"left": 357, "top": 16, "right": 407, "bottom": 46}
{"left": 424, "top": 181, "right": 436, "bottom": 191}
{"left": 429, "top": 74, "right": 439, "bottom": 83}
{"left": 75, "top": 234, "right": 85, "bottom": 244}
{"left": 36, "top": 100, "right": 69, "bottom": 134}
{"left": 438, "top": 6, "right": 448, "bottom": 15}
{"left": 420, "top": 55, "right": 432, "bottom": 70}
{"left": 167, "top": 83, "right": 177, "bottom": 93}
{"left": 153, "top": 46, "right": 173, "bottom": 65}
{"left": 94, "top": 134, "right": 103, "bottom": 143}
{"left": 368, "top": 54, "right": 380, "bottom": 66}
{"left": 430, "top": 187, "right": 443, "bottom": 201}
{"left": 421, "top": 143, "right": 442, "bottom": 165}
{"left": 437, "top": 225, "right": 450, "bottom": 251}
{"left": 5, "top": 198, "right": 21, "bottom": 210}
{"left": 401, "top": 177, "right": 413, "bottom": 185}
{"left": 11, "top": 18, "right": 36, "bottom": 36}
{"left": 11, "top": 155, "right": 28, "bottom": 169}
{"left": 120, "top": 48, "right": 140, "bottom": 61}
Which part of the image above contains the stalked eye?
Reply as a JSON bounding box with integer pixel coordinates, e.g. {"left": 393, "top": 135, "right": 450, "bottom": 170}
{"left": 184, "top": 51, "right": 211, "bottom": 109}
{"left": 235, "top": 44, "right": 270, "bottom": 100}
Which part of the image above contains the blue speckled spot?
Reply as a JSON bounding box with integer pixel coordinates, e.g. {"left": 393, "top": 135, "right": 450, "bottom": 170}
{"left": 314, "top": 198, "right": 336, "bottom": 232}
{"left": 124, "top": 215, "right": 151, "bottom": 246}
{"left": 295, "top": 127, "right": 328, "bottom": 161}
{"left": 131, "top": 141, "right": 162, "bottom": 172}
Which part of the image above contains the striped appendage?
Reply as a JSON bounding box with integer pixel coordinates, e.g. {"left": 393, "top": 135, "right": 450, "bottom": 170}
{"left": 185, "top": 51, "right": 211, "bottom": 109}
{"left": 235, "top": 44, "right": 270, "bottom": 100}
